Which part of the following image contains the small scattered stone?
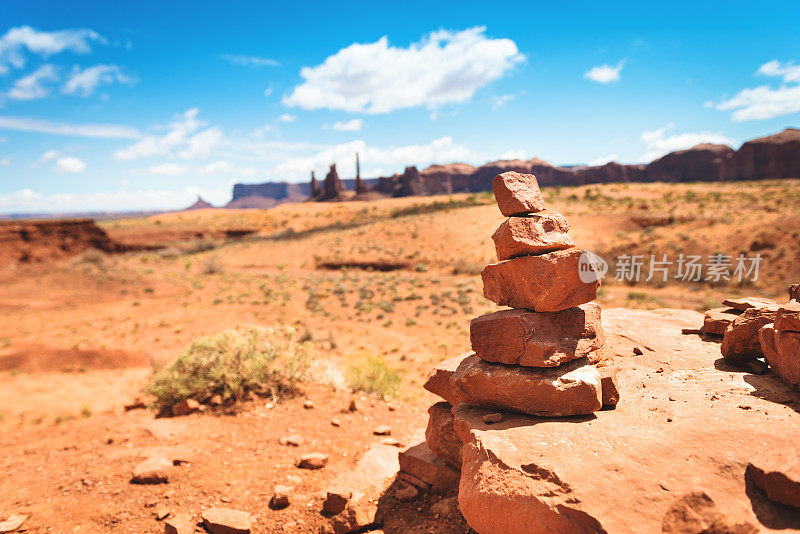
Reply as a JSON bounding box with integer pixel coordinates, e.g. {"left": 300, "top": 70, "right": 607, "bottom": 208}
{"left": 171, "top": 398, "right": 200, "bottom": 417}
{"left": 330, "top": 418, "right": 341, "bottom": 427}
{"left": 598, "top": 366, "right": 620, "bottom": 408}
{"left": 0, "top": 515, "right": 27, "bottom": 533}
{"left": 270, "top": 485, "right": 291, "bottom": 509}
{"left": 279, "top": 435, "right": 303, "bottom": 447}
{"left": 163, "top": 512, "right": 194, "bottom": 534}
{"left": 303, "top": 400, "right": 315, "bottom": 409}
{"left": 348, "top": 399, "right": 359, "bottom": 412}
{"left": 482, "top": 412, "right": 503, "bottom": 424}
{"left": 431, "top": 496, "right": 458, "bottom": 517}
{"left": 745, "top": 358, "right": 768, "bottom": 375}
{"left": 395, "top": 484, "right": 419, "bottom": 502}
{"left": 209, "top": 394, "right": 223, "bottom": 405}
{"left": 131, "top": 457, "right": 173, "bottom": 484}
{"left": 201, "top": 507, "right": 251, "bottom": 534}
{"left": 373, "top": 425, "right": 391, "bottom": 436}
{"left": 633, "top": 346, "right": 644, "bottom": 355}
{"left": 380, "top": 437, "right": 402, "bottom": 447}
{"left": 296, "top": 453, "right": 328, "bottom": 470}
{"left": 154, "top": 506, "right": 171, "bottom": 520}
{"left": 322, "top": 489, "right": 351, "bottom": 515}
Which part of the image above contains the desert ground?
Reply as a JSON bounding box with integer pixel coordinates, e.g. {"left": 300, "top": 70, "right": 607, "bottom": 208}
{"left": 1, "top": 180, "right": 799, "bottom": 533}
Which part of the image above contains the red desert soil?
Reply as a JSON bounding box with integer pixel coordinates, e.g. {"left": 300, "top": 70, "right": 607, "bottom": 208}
{"left": 0, "top": 182, "right": 798, "bottom": 532}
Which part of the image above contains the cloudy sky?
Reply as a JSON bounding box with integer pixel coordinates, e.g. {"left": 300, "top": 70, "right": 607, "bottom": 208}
{"left": 1, "top": 0, "right": 799, "bottom": 213}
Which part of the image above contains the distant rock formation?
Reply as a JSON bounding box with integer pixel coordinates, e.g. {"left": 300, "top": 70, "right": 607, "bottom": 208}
{"left": 320, "top": 163, "right": 344, "bottom": 201}
{"left": 355, "top": 153, "right": 368, "bottom": 195}
{"left": 228, "top": 127, "right": 800, "bottom": 207}
{"left": 310, "top": 171, "right": 321, "bottom": 198}
{"left": 184, "top": 196, "right": 214, "bottom": 211}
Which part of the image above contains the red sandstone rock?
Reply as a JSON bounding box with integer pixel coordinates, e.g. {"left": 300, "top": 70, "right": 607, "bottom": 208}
{"left": 721, "top": 305, "right": 779, "bottom": 364}
{"left": 748, "top": 453, "right": 800, "bottom": 509}
{"left": 661, "top": 491, "right": 758, "bottom": 533}
{"left": 131, "top": 457, "right": 173, "bottom": 484}
{"left": 323, "top": 490, "right": 351, "bottom": 515}
{"left": 270, "top": 485, "right": 291, "bottom": 509}
{"left": 482, "top": 249, "right": 600, "bottom": 312}
{"left": 598, "top": 365, "right": 620, "bottom": 408}
{"left": 296, "top": 453, "right": 328, "bottom": 470}
{"left": 450, "top": 353, "right": 602, "bottom": 417}
{"left": 470, "top": 303, "right": 604, "bottom": 367}
{"left": 201, "top": 508, "right": 251, "bottom": 534}
{"left": 491, "top": 213, "right": 574, "bottom": 260}
{"left": 425, "top": 402, "right": 461, "bottom": 468}
{"left": 492, "top": 172, "right": 546, "bottom": 216}
{"left": 759, "top": 324, "right": 800, "bottom": 390}
{"left": 721, "top": 296, "right": 778, "bottom": 311}
{"left": 423, "top": 353, "right": 469, "bottom": 405}
{"left": 701, "top": 307, "right": 741, "bottom": 336}
{"left": 171, "top": 398, "right": 200, "bottom": 417}
{"left": 776, "top": 301, "right": 800, "bottom": 332}
{"left": 790, "top": 284, "right": 800, "bottom": 302}
{"left": 398, "top": 437, "right": 460, "bottom": 490}
{"left": 164, "top": 513, "right": 194, "bottom": 534}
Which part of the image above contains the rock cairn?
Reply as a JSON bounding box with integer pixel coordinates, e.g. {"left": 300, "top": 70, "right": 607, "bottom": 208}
{"left": 399, "top": 171, "right": 616, "bottom": 498}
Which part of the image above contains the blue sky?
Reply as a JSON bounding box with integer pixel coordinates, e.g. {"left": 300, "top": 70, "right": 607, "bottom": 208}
{"left": 0, "top": 0, "right": 799, "bottom": 213}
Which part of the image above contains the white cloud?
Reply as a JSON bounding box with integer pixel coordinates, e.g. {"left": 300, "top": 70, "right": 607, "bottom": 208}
{"left": 0, "top": 115, "right": 140, "bottom": 138}
{"left": 639, "top": 123, "right": 734, "bottom": 161}
{"left": 39, "top": 149, "right": 60, "bottom": 162}
{"left": 587, "top": 154, "right": 620, "bottom": 166}
{"left": 491, "top": 93, "right": 516, "bottom": 109}
{"left": 114, "top": 108, "right": 207, "bottom": 160}
{"left": 329, "top": 119, "right": 363, "bottom": 132}
{"left": 179, "top": 127, "right": 223, "bottom": 160}
{"left": 0, "top": 26, "right": 103, "bottom": 73}
{"left": 283, "top": 26, "right": 524, "bottom": 114}
{"left": 0, "top": 186, "right": 230, "bottom": 214}
{"left": 496, "top": 149, "right": 530, "bottom": 160}
{"left": 146, "top": 163, "right": 188, "bottom": 176}
{"left": 62, "top": 64, "right": 132, "bottom": 96}
{"left": 55, "top": 156, "right": 85, "bottom": 173}
{"left": 278, "top": 113, "right": 296, "bottom": 123}
{"left": 221, "top": 54, "right": 279, "bottom": 68}
{"left": 6, "top": 64, "right": 59, "bottom": 100}
{"left": 714, "top": 60, "right": 800, "bottom": 121}
{"left": 584, "top": 61, "right": 624, "bottom": 84}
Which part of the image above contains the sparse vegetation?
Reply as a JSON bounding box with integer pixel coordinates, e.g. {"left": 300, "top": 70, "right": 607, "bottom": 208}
{"left": 145, "top": 325, "right": 312, "bottom": 411}
{"left": 347, "top": 356, "right": 401, "bottom": 398}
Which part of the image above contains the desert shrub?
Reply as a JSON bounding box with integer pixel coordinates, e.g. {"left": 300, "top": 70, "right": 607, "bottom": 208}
{"left": 146, "top": 325, "right": 312, "bottom": 410}
{"left": 158, "top": 247, "right": 181, "bottom": 259}
{"left": 201, "top": 255, "right": 224, "bottom": 274}
{"left": 347, "top": 357, "right": 400, "bottom": 398}
{"left": 451, "top": 258, "right": 484, "bottom": 276}
{"left": 80, "top": 249, "right": 106, "bottom": 265}
{"left": 184, "top": 240, "right": 216, "bottom": 254}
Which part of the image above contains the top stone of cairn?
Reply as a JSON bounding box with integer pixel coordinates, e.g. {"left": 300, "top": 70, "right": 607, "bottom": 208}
{"left": 492, "top": 172, "right": 546, "bottom": 216}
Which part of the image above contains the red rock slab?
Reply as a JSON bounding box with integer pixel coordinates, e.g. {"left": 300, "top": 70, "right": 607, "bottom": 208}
{"left": 748, "top": 450, "right": 800, "bottom": 509}
{"left": 598, "top": 365, "right": 620, "bottom": 408}
{"left": 481, "top": 249, "right": 600, "bottom": 312}
{"left": 423, "top": 353, "right": 470, "bottom": 405}
{"left": 759, "top": 324, "right": 800, "bottom": 390}
{"left": 450, "top": 354, "right": 602, "bottom": 417}
{"left": 470, "top": 302, "right": 604, "bottom": 367}
{"left": 722, "top": 296, "right": 778, "bottom": 311}
{"left": 701, "top": 307, "right": 742, "bottom": 336}
{"left": 201, "top": 508, "right": 251, "bottom": 534}
{"left": 491, "top": 214, "right": 574, "bottom": 260}
{"left": 425, "top": 402, "right": 461, "bottom": 468}
{"left": 776, "top": 301, "right": 800, "bottom": 332}
{"left": 721, "top": 305, "right": 779, "bottom": 365}
{"left": 492, "top": 172, "right": 546, "bottom": 216}
{"left": 662, "top": 491, "right": 758, "bottom": 533}
{"left": 398, "top": 431, "right": 460, "bottom": 491}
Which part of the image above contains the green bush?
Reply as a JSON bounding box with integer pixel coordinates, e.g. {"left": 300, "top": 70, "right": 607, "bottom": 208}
{"left": 347, "top": 357, "right": 401, "bottom": 398}
{"left": 146, "top": 325, "right": 311, "bottom": 410}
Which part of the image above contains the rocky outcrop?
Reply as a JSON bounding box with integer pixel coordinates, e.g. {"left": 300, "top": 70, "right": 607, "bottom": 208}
{"left": 646, "top": 144, "right": 734, "bottom": 181}
{"left": 721, "top": 305, "right": 779, "bottom": 364}
{"left": 723, "top": 128, "right": 800, "bottom": 179}
{"left": 183, "top": 195, "right": 214, "bottom": 210}
{"left": 320, "top": 164, "right": 345, "bottom": 201}
{"left": 396, "top": 166, "right": 426, "bottom": 197}
{"left": 310, "top": 171, "right": 321, "bottom": 198}
{"left": 0, "top": 218, "right": 132, "bottom": 265}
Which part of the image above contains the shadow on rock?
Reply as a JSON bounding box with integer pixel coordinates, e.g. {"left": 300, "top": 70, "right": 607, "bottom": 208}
{"left": 742, "top": 373, "right": 800, "bottom": 414}
{"left": 744, "top": 467, "right": 800, "bottom": 529}
{"left": 374, "top": 475, "right": 471, "bottom": 534}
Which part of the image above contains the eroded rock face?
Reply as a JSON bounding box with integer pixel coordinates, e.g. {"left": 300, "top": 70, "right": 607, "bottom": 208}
{"left": 721, "top": 296, "right": 778, "bottom": 311}
{"left": 701, "top": 307, "right": 741, "bottom": 336}
{"left": 748, "top": 453, "right": 800, "bottom": 509}
{"left": 450, "top": 354, "right": 602, "bottom": 417}
{"left": 759, "top": 325, "right": 800, "bottom": 390}
{"left": 482, "top": 249, "right": 600, "bottom": 312}
{"left": 491, "top": 214, "right": 574, "bottom": 260}
{"left": 661, "top": 491, "right": 758, "bottom": 534}
{"left": 470, "top": 303, "right": 604, "bottom": 367}
{"left": 776, "top": 301, "right": 800, "bottom": 332}
{"left": 450, "top": 308, "right": 800, "bottom": 534}
{"left": 423, "top": 353, "right": 469, "bottom": 405}
{"left": 721, "top": 306, "right": 779, "bottom": 364}
{"left": 398, "top": 434, "right": 460, "bottom": 490}
{"left": 425, "top": 402, "right": 461, "bottom": 468}
{"left": 492, "top": 172, "right": 546, "bottom": 216}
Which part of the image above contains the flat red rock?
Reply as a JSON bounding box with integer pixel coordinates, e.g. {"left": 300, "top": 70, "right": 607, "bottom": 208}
{"left": 423, "top": 353, "right": 470, "bottom": 404}
{"left": 425, "top": 402, "right": 461, "bottom": 468}
{"left": 492, "top": 172, "right": 546, "bottom": 216}
{"left": 482, "top": 249, "right": 600, "bottom": 312}
{"left": 450, "top": 353, "right": 602, "bottom": 417}
{"left": 470, "top": 302, "right": 604, "bottom": 367}
{"left": 492, "top": 213, "right": 574, "bottom": 260}
{"left": 721, "top": 305, "right": 779, "bottom": 364}
{"left": 721, "top": 296, "right": 778, "bottom": 311}
{"left": 700, "top": 307, "right": 741, "bottom": 336}
{"left": 776, "top": 301, "right": 800, "bottom": 332}
{"left": 398, "top": 433, "right": 460, "bottom": 490}
{"left": 201, "top": 508, "right": 251, "bottom": 534}
{"left": 759, "top": 324, "right": 800, "bottom": 390}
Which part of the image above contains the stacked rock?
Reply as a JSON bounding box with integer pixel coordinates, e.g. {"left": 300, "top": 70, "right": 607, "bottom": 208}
{"left": 400, "top": 172, "right": 615, "bottom": 494}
